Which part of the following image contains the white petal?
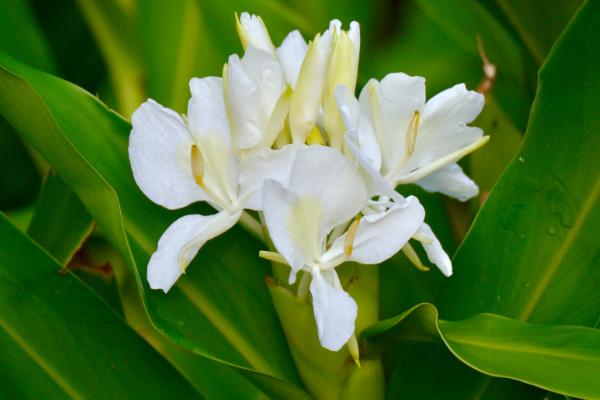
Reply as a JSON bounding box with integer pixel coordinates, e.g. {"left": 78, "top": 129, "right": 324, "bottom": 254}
{"left": 416, "top": 223, "right": 452, "bottom": 277}
{"left": 348, "top": 21, "right": 360, "bottom": 59}
{"left": 289, "top": 30, "right": 333, "bottom": 143}
{"left": 188, "top": 77, "right": 239, "bottom": 206}
{"left": 288, "top": 146, "right": 367, "bottom": 239}
{"left": 147, "top": 211, "right": 241, "bottom": 292}
{"left": 404, "top": 84, "right": 484, "bottom": 174}
{"left": 129, "top": 99, "right": 206, "bottom": 209}
{"left": 225, "top": 54, "right": 263, "bottom": 150}
{"left": 359, "top": 73, "right": 425, "bottom": 175}
{"left": 262, "top": 180, "right": 318, "bottom": 279}
{"left": 188, "top": 77, "right": 230, "bottom": 143}
{"left": 241, "top": 47, "right": 286, "bottom": 118}
{"left": 416, "top": 163, "right": 479, "bottom": 201}
{"left": 237, "top": 12, "right": 275, "bottom": 54}
{"left": 276, "top": 30, "right": 308, "bottom": 88}
{"left": 310, "top": 267, "right": 357, "bottom": 351}
{"left": 238, "top": 144, "right": 305, "bottom": 210}
{"left": 335, "top": 85, "right": 381, "bottom": 171}
{"left": 345, "top": 128, "right": 398, "bottom": 201}
{"left": 323, "top": 196, "right": 425, "bottom": 266}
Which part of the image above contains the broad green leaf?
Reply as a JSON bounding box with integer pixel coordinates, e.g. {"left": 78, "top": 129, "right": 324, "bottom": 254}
{"left": 438, "top": 0, "right": 600, "bottom": 329}
{"left": 363, "top": 303, "right": 600, "bottom": 399}
{"left": 0, "top": 54, "right": 307, "bottom": 398}
{"left": 27, "top": 170, "right": 94, "bottom": 265}
{"left": 0, "top": 212, "right": 200, "bottom": 398}
{"left": 25, "top": 168, "right": 267, "bottom": 398}
{"left": 391, "top": 1, "right": 599, "bottom": 397}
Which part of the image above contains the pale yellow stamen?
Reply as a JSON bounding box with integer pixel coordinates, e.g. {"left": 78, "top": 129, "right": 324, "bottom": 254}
{"left": 347, "top": 334, "right": 361, "bottom": 367}
{"left": 259, "top": 250, "right": 288, "bottom": 265}
{"left": 191, "top": 144, "right": 205, "bottom": 188}
{"left": 404, "top": 110, "right": 420, "bottom": 158}
{"left": 344, "top": 217, "right": 361, "bottom": 257}
{"left": 402, "top": 243, "right": 429, "bottom": 272}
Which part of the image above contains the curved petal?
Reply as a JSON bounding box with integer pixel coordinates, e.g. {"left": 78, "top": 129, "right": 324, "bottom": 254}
{"left": 288, "top": 146, "right": 367, "bottom": 241}
{"left": 129, "top": 99, "right": 206, "bottom": 209}
{"left": 236, "top": 12, "right": 275, "bottom": 54}
{"left": 416, "top": 223, "right": 452, "bottom": 277}
{"left": 241, "top": 47, "right": 286, "bottom": 117}
{"left": 359, "top": 73, "right": 425, "bottom": 175}
{"left": 188, "top": 77, "right": 231, "bottom": 143}
{"left": 310, "top": 267, "right": 357, "bottom": 351}
{"left": 345, "top": 128, "right": 398, "bottom": 201}
{"left": 238, "top": 144, "right": 305, "bottom": 210}
{"left": 289, "top": 29, "right": 333, "bottom": 143}
{"left": 147, "top": 211, "right": 241, "bottom": 292}
{"left": 262, "top": 180, "right": 317, "bottom": 282}
{"left": 323, "top": 196, "right": 424, "bottom": 266}
{"left": 416, "top": 163, "right": 479, "bottom": 201}
{"left": 405, "top": 83, "right": 484, "bottom": 173}
{"left": 224, "top": 54, "right": 263, "bottom": 150}
{"left": 335, "top": 85, "right": 381, "bottom": 171}
{"left": 276, "top": 30, "right": 307, "bottom": 88}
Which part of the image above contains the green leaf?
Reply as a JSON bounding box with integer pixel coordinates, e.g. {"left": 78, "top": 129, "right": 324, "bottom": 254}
{"left": 27, "top": 170, "right": 94, "bottom": 265}
{"left": 0, "top": 53, "right": 307, "bottom": 398}
{"left": 438, "top": 0, "right": 600, "bottom": 330}
{"left": 0, "top": 212, "right": 200, "bottom": 398}
{"left": 363, "top": 303, "right": 600, "bottom": 399}
{"left": 390, "top": 0, "right": 599, "bottom": 397}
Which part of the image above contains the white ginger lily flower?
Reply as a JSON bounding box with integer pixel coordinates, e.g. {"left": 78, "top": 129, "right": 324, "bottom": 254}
{"left": 224, "top": 46, "right": 291, "bottom": 155}
{"left": 336, "top": 73, "right": 488, "bottom": 201}
{"left": 129, "top": 77, "right": 297, "bottom": 292}
{"left": 334, "top": 76, "right": 488, "bottom": 276}
{"left": 260, "top": 146, "right": 425, "bottom": 351}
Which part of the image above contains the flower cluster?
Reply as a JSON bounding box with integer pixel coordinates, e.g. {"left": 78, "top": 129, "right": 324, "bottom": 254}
{"left": 129, "top": 13, "right": 488, "bottom": 352}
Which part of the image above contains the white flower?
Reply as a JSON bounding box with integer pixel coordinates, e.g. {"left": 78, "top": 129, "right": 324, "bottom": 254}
{"left": 334, "top": 76, "right": 488, "bottom": 276}
{"left": 129, "top": 77, "right": 297, "bottom": 292}
{"left": 336, "top": 73, "right": 488, "bottom": 201}
{"left": 260, "top": 146, "right": 424, "bottom": 350}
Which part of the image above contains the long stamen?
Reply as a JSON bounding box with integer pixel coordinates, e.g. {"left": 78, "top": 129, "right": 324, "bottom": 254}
{"left": 401, "top": 243, "right": 429, "bottom": 272}
{"left": 191, "top": 145, "right": 205, "bottom": 188}
{"left": 259, "top": 250, "right": 288, "bottom": 265}
{"left": 344, "top": 217, "right": 362, "bottom": 257}
{"left": 404, "top": 110, "right": 420, "bottom": 158}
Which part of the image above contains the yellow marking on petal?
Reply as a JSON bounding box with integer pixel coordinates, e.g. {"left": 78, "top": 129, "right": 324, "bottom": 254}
{"left": 191, "top": 144, "right": 205, "bottom": 188}
{"left": 306, "top": 125, "right": 325, "bottom": 145}
{"left": 347, "top": 334, "right": 361, "bottom": 367}
{"left": 404, "top": 110, "right": 420, "bottom": 158}
{"left": 344, "top": 217, "right": 361, "bottom": 257}
{"left": 402, "top": 243, "right": 429, "bottom": 272}
{"left": 259, "top": 251, "right": 289, "bottom": 265}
